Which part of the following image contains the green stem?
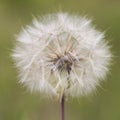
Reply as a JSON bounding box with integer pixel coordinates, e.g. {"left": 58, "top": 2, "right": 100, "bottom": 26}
{"left": 61, "top": 95, "right": 65, "bottom": 120}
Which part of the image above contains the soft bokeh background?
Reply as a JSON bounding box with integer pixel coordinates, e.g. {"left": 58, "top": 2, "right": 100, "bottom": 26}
{"left": 0, "top": 0, "right": 120, "bottom": 120}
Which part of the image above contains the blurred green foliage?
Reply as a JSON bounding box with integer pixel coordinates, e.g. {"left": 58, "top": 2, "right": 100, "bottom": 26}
{"left": 0, "top": 0, "right": 120, "bottom": 120}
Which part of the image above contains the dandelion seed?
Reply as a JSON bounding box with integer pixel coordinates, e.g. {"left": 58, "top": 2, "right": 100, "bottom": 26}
{"left": 12, "top": 12, "right": 112, "bottom": 101}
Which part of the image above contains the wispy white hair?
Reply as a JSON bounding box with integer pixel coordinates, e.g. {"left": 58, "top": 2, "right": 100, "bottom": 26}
{"left": 12, "top": 13, "right": 112, "bottom": 100}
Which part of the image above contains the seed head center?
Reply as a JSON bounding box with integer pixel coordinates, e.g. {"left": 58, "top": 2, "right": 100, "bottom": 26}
{"left": 53, "top": 53, "right": 74, "bottom": 74}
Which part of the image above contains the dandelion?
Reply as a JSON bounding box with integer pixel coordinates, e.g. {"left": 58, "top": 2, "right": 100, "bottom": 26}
{"left": 12, "top": 13, "right": 112, "bottom": 120}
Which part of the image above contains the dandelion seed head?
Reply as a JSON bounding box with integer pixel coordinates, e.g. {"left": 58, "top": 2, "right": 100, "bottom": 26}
{"left": 12, "top": 13, "right": 112, "bottom": 100}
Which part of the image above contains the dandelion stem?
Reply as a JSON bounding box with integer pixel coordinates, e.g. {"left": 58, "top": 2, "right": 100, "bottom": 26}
{"left": 61, "top": 94, "right": 65, "bottom": 120}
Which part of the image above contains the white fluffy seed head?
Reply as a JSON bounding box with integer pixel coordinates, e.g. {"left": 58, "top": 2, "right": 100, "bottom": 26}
{"left": 12, "top": 13, "right": 112, "bottom": 101}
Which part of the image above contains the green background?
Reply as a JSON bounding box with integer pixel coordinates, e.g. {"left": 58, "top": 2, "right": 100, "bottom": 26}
{"left": 0, "top": 0, "right": 120, "bottom": 120}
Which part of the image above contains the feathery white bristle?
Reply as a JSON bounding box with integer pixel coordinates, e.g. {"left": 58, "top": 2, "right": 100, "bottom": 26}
{"left": 12, "top": 13, "right": 112, "bottom": 100}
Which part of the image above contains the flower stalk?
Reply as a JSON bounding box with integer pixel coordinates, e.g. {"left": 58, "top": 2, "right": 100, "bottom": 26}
{"left": 61, "top": 94, "right": 65, "bottom": 120}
